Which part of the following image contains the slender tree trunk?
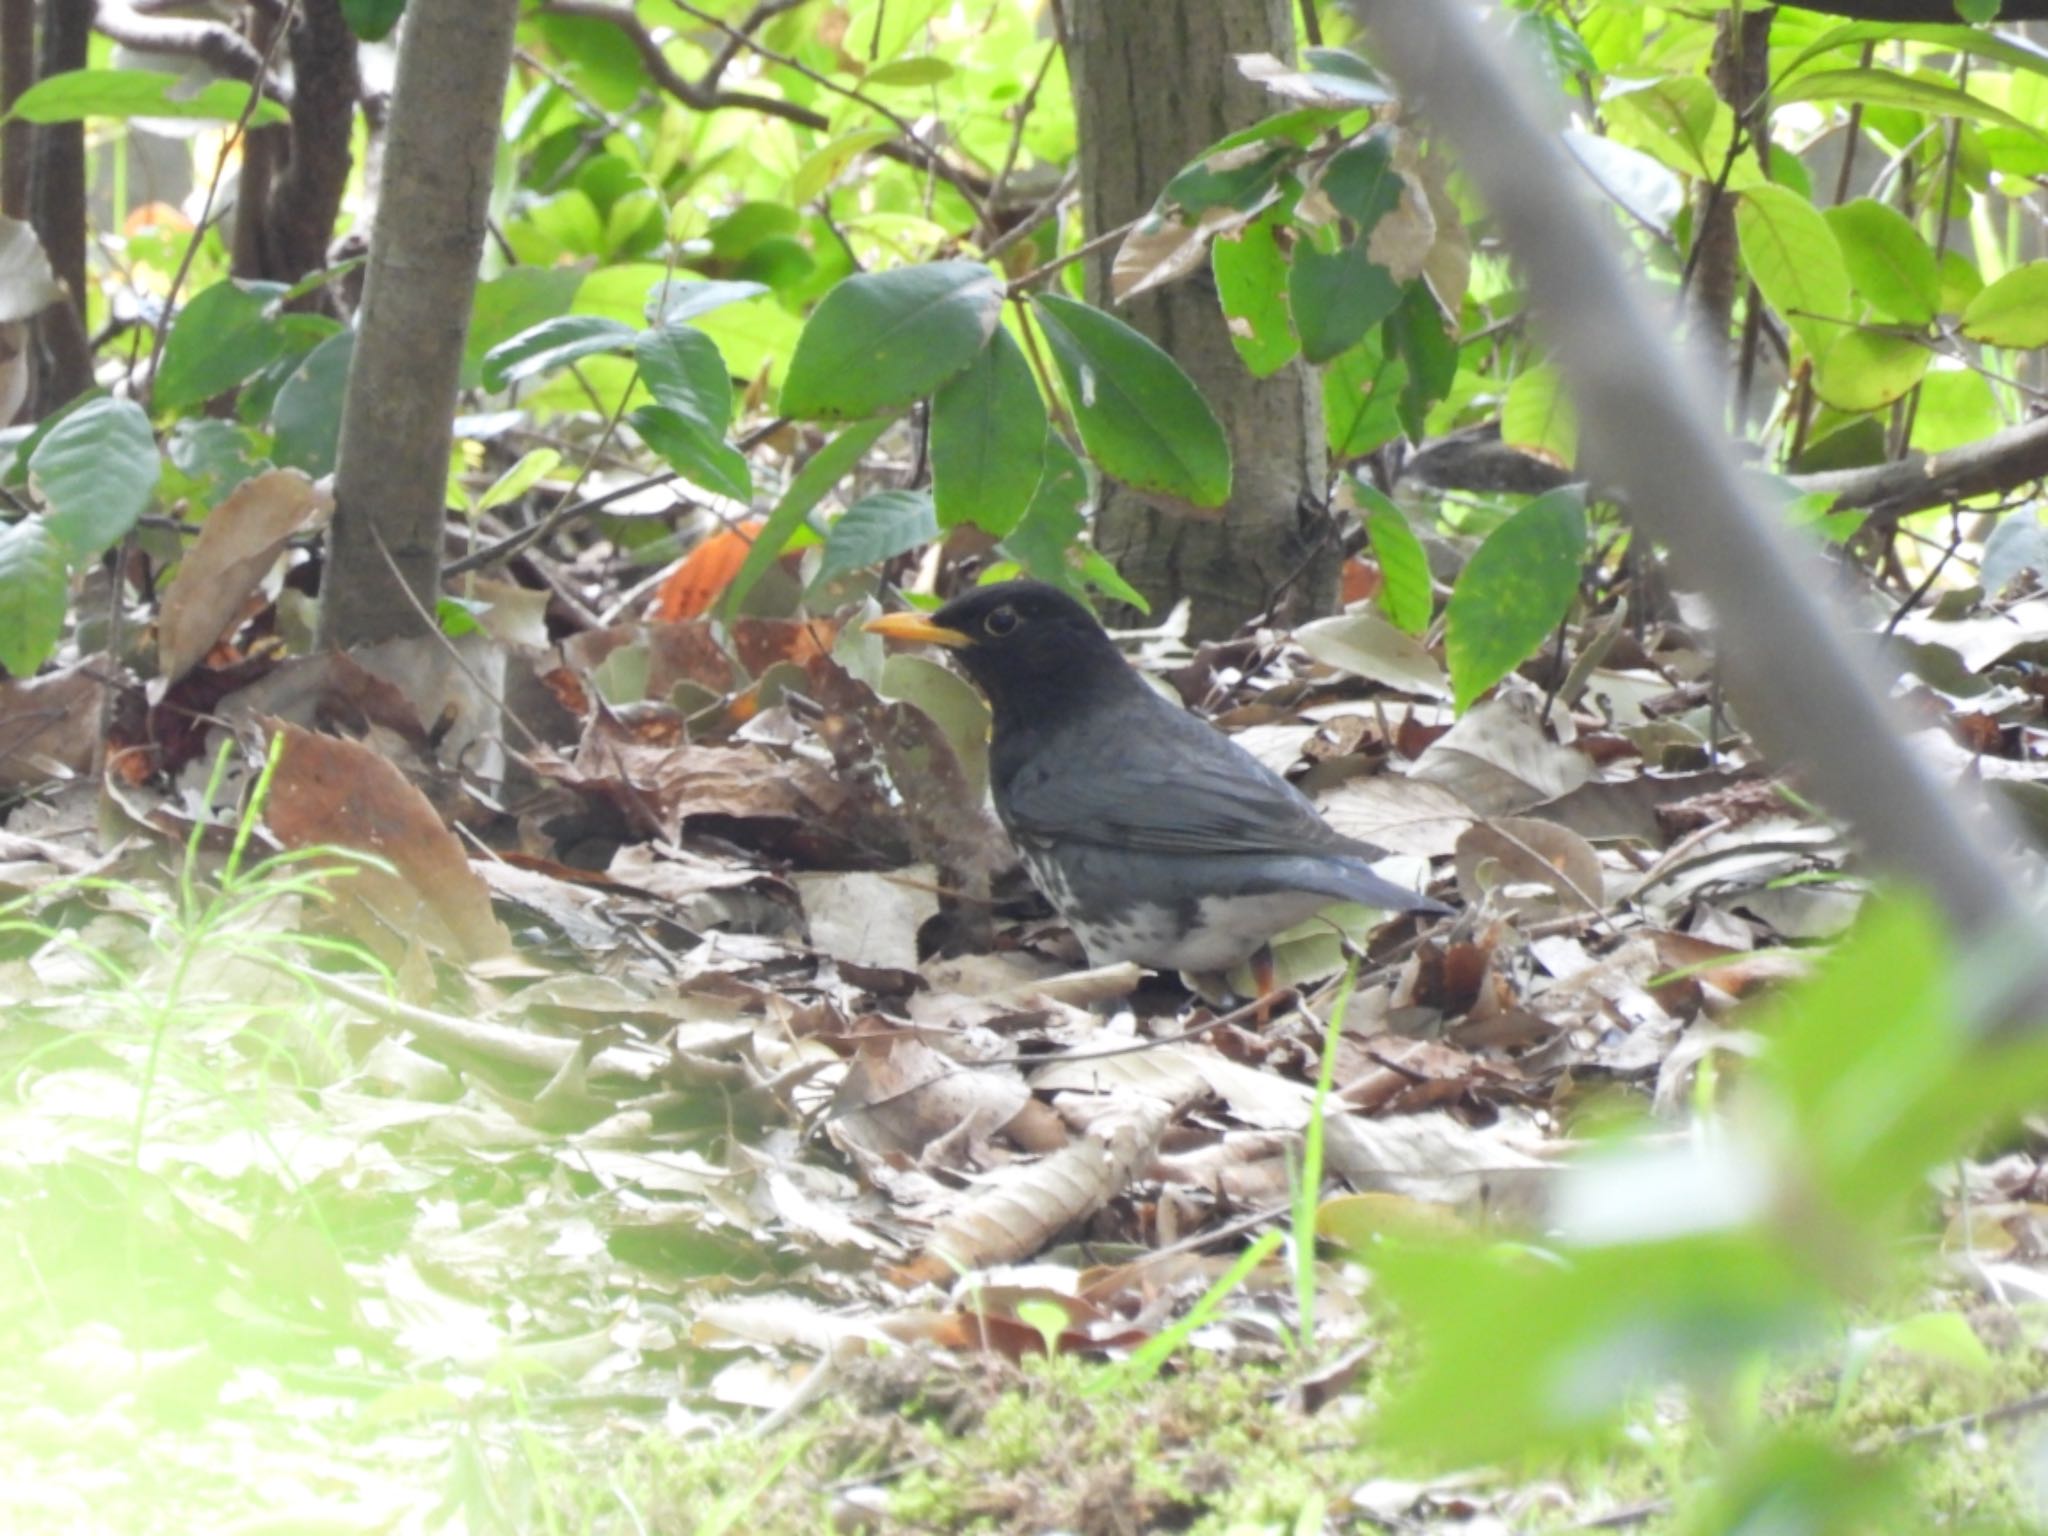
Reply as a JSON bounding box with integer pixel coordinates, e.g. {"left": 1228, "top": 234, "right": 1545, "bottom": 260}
{"left": 1067, "top": 0, "right": 1337, "bottom": 639}
{"left": 318, "top": 0, "right": 518, "bottom": 650}
{"left": 0, "top": 0, "right": 33, "bottom": 219}
{"left": 28, "top": 0, "right": 89, "bottom": 411}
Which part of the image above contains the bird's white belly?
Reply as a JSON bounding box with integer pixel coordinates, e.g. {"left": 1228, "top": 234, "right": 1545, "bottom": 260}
{"left": 1071, "top": 891, "right": 1337, "bottom": 973}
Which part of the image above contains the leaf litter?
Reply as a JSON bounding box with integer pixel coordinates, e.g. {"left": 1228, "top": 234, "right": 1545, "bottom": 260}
{"left": 9, "top": 524, "right": 2048, "bottom": 1530}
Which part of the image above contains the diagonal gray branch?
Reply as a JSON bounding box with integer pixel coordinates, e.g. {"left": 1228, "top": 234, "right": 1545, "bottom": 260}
{"left": 1353, "top": 0, "right": 2047, "bottom": 1031}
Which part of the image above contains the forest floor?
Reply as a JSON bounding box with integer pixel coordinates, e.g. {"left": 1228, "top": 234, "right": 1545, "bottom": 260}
{"left": 7, "top": 579, "right": 2048, "bottom": 1532}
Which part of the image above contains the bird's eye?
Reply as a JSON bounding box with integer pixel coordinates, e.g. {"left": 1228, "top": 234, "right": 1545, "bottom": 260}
{"left": 984, "top": 604, "right": 1019, "bottom": 637}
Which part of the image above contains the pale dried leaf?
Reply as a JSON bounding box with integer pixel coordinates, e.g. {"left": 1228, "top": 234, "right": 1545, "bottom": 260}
{"left": 158, "top": 470, "right": 331, "bottom": 684}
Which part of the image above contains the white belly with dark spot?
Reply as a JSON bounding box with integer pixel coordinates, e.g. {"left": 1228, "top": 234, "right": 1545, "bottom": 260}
{"left": 1072, "top": 892, "right": 1337, "bottom": 973}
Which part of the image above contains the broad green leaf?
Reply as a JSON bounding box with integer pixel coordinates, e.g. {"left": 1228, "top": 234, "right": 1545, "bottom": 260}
{"left": 1359, "top": 485, "right": 1432, "bottom": 635}
{"left": 643, "top": 277, "right": 770, "bottom": 329}
{"left": 1375, "top": 1232, "right": 1825, "bottom": 1462}
{"left": 0, "top": 516, "right": 66, "bottom": 675}
{"left": 7, "top": 69, "right": 288, "bottom": 126}
{"left": 269, "top": 330, "right": 354, "bottom": 478}
{"left": 815, "top": 490, "right": 938, "bottom": 587}
{"left": 1777, "top": 67, "right": 2048, "bottom": 140}
{"left": 792, "top": 128, "right": 898, "bottom": 204}
{"left": 1960, "top": 262, "right": 2048, "bottom": 348}
{"left": 1823, "top": 200, "right": 1938, "bottom": 326}
{"left": 627, "top": 406, "right": 752, "bottom": 505}
{"left": 481, "top": 315, "right": 635, "bottom": 391}
{"left": 473, "top": 449, "right": 561, "bottom": 515}
{"left": 1601, "top": 77, "right": 1731, "bottom": 180}
{"left": 781, "top": 260, "right": 1002, "bottom": 420}
{"left": 1237, "top": 48, "right": 1393, "bottom": 109}
{"left": 1736, "top": 184, "right": 1852, "bottom": 354}
{"left": 1324, "top": 337, "right": 1406, "bottom": 459}
{"left": 1031, "top": 292, "right": 1231, "bottom": 508}
{"left": 634, "top": 325, "right": 733, "bottom": 429}
{"left": 1162, "top": 143, "right": 1297, "bottom": 217}
{"left": 1444, "top": 488, "right": 1586, "bottom": 714}
{"left": 1781, "top": 22, "right": 2048, "bottom": 86}
{"left": 1911, "top": 368, "right": 1999, "bottom": 454}
{"left": 1290, "top": 241, "right": 1401, "bottom": 364}
{"left": 1320, "top": 135, "right": 1404, "bottom": 230}
{"left": 153, "top": 280, "right": 291, "bottom": 414}
{"left": 930, "top": 327, "right": 1046, "bottom": 537}
{"left": 1937, "top": 249, "right": 1984, "bottom": 314}
{"left": 722, "top": 417, "right": 895, "bottom": 618}
{"left": 1387, "top": 284, "right": 1457, "bottom": 442}
{"left": 998, "top": 431, "right": 1090, "bottom": 591}
{"left": 1500, "top": 363, "right": 1578, "bottom": 467}
{"left": 1213, "top": 212, "right": 1299, "bottom": 376}
{"left": 1812, "top": 330, "right": 1930, "bottom": 412}
{"left": 31, "top": 397, "right": 159, "bottom": 560}
{"left": 463, "top": 266, "right": 583, "bottom": 389}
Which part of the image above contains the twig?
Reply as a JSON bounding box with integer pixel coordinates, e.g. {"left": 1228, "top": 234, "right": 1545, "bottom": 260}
{"left": 1002, "top": 216, "right": 1140, "bottom": 297}
{"left": 445, "top": 417, "right": 787, "bottom": 577}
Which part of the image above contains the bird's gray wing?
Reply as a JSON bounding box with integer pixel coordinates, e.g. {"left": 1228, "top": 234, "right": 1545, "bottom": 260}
{"left": 999, "top": 704, "right": 1383, "bottom": 860}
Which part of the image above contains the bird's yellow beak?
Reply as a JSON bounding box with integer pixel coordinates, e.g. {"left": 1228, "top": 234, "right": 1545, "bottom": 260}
{"left": 864, "top": 611, "right": 973, "bottom": 649}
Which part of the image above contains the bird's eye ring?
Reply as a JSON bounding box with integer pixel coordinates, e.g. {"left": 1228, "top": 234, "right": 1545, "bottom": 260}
{"left": 985, "top": 604, "right": 1019, "bottom": 637}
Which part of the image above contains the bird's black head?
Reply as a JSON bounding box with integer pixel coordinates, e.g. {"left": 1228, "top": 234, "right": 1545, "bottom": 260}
{"left": 865, "top": 579, "right": 1135, "bottom": 729}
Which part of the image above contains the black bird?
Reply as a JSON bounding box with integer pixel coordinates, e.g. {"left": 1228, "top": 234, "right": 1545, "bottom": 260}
{"left": 865, "top": 580, "right": 1448, "bottom": 977}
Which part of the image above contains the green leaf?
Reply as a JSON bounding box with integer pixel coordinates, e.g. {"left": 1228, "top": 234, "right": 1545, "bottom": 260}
{"left": 1031, "top": 292, "right": 1232, "bottom": 509}
{"left": 998, "top": 431, "right": 1090, "bottom": 590}
{"left": 30, "top": 397, "right": 159, "bottom": 560}
{"left": 0, "top": 517, "right": 67, "bottom": 675}
{"left": 863, "top": 57, "right": 954, "bottom": 88}
{"left": 480, "top": 315, "right": 635, "bottom": 391}
{"left": 473, "top": 449, "right": 561, "bottom": 515}
{"left": 1324, "top": 337, "right": 1406, "bottom": 459}
{"left": 628, "top": 406, "right": 752, "bottom": 505}
{"left": 1320, "top": 135, "right": 1404, "bottom": 230}
{"left": 1811, "top": 329, "right": 1930, "bottom": 412}
{"left": 1387, "top": 284, "right": 1457, "bottom": 441}
{"left": 1500, "top": 363, "right": 1578, "bottom": 467}
{"left": 1736, "top": 183, "right": 1852, "bottom": 354}
{"left": 1444, "top": 487, "right": 1586, "bottom": 714}
{"left": 1602, "top": 77, "right": 1732, "bottom": 181}
{"left": 463, "top": 267, "right": 583, "bottom": 390}
{"left": 153, "top": 280, "right": 291, "bottom": 414}
{"left": 1823, "top": 199, "right": 1938, "bottom": 326}
{"left": 6, "top": 69, "right": 289, "bottom": 126}
{"left": 781, "top": 260, "right": 1003, "bottom": 420}
{"left": 1959, "top": 262, "right": 2048, "bottom": 348}
{"left": 1776, "top": 67, "right": 2048, "bottom": 140}
{"left": 792, "top": 128, "right": 898, "bottom": 204}
{"left": 815, "top": 490, "right": 938, "bottom": 587}
{"left": 1359, "top": 486, "right": 1432, "bottom": 635}
{"left": 930, "top": 327, "right": 1046, "bottom": 537}
{"left": 341, "top": 0, "right": 406, "bottom": 41}
{"left": 634, "top": 325, "right": 733, "bottom": 429}
{"left": 269, "top": 330, "right": 354, "bottom": 478}
{"left": 643, "top": 277, "right": 770, "bottom": 329}
{"left": 721, "top": 417, "right": 896, "bottom": 618}
{"left": 1161, "top": 143, "right": 1296, "bottom": 218}
{"left": 1290, "top": 241, "right": 1402, "bottom": 365}
{"left": 1213, "top": 212, "right": 1299, "bottom": 376}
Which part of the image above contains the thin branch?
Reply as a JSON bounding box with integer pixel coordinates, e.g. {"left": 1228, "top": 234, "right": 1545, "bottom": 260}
{"left": 536, "top": 0, "right": 995, "bottom": 201}
{"left": 93, "top": 0, "right": 288, "bottom": 101}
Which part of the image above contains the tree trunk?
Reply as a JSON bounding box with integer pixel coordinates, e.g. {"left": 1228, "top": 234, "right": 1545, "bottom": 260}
{"left": 317, "top": 0, "right": 517, "bottom": 650}
{"left": 28, "top": 0, "right": 90, "bottom": 412}
{"left": 1067, "top": 0, "right": 1336, "bottom": 639}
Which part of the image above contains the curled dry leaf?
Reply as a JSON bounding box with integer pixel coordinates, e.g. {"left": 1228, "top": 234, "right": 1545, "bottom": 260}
{"left": 158, "top": 469, "right": 331, "bottom": 685}
{"left": 1454, "top": 816, "right": 1606, "bottom": 915}
{"left": 1410, "top": 694, "right": 1592, "bottom": 814}
{"left": 263, "top": 722, "right": 511, "bottom": 963}
{"left": 900, "top": 1094, "right": 1172, "bottom": 1285}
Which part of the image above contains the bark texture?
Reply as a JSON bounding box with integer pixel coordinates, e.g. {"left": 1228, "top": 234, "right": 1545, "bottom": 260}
{"left": 318, "top": 0, "right": 518, "bottom": 649}
{"left": 28, "top": 0, "right": 89, "bottom": 410}
{"left": 1068, "top": 0, "right": 1336, "bottom": 639}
